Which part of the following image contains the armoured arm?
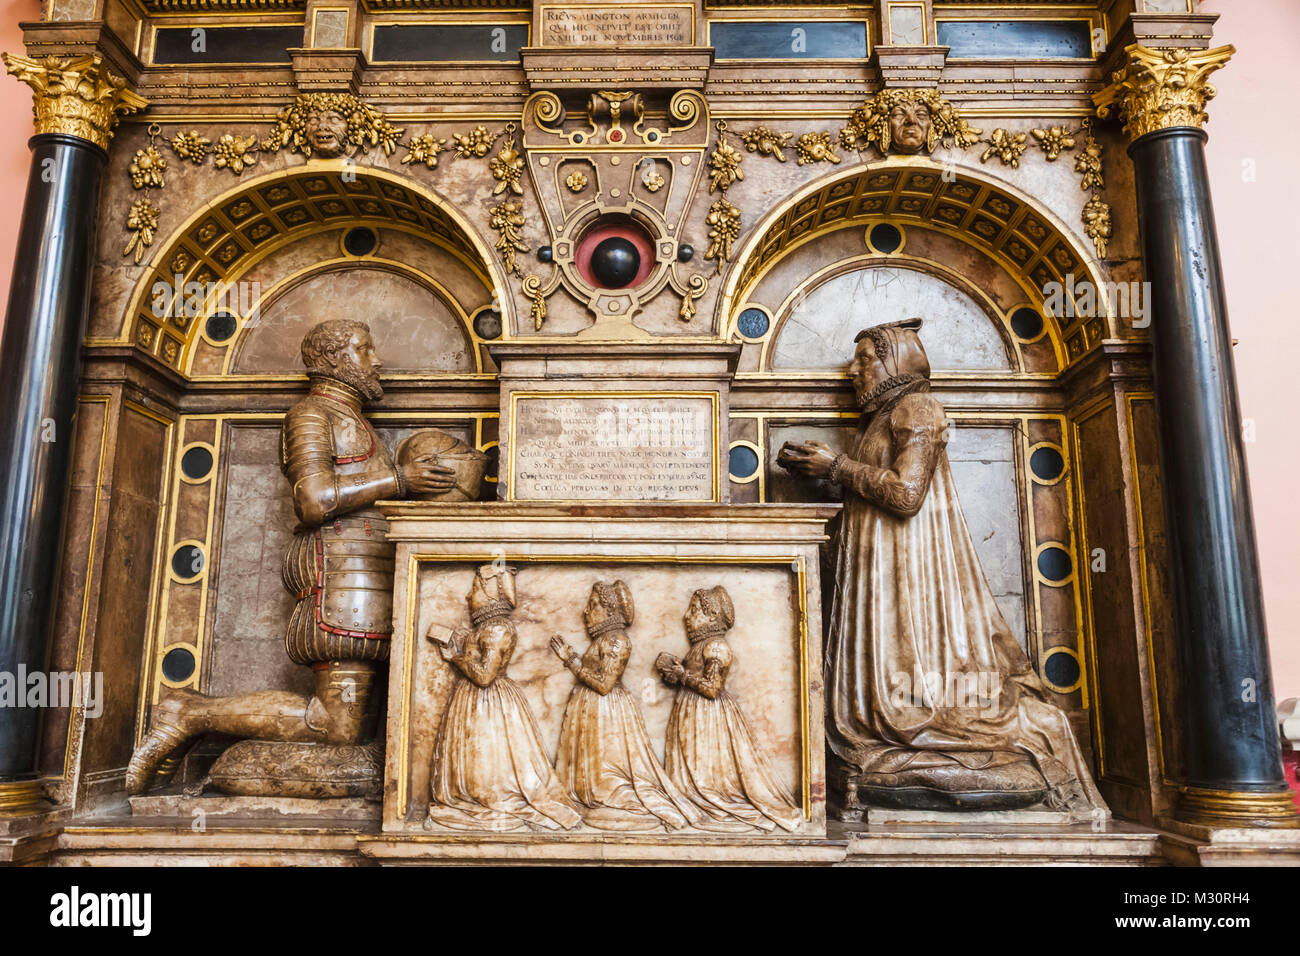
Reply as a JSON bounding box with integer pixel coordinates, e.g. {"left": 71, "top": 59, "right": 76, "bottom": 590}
{"left": 282, "top": 406, "right": 401, "bottom": 526}
{"left": 832, "top": 396, "right": 945, "bottom": 518}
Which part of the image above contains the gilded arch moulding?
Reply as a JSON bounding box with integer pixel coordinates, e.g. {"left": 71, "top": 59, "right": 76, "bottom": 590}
{"left": 714, "top": 157, "right": 1118, "bottom": 369}
{"left": 113, "top": 164, "right": 513, "bottom": 374}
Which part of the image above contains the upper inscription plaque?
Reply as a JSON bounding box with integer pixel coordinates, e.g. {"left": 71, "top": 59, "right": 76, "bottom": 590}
{"left": 509, "top": 392, "right": 718, "bottom": 502}
{"left": 538, "top": 4, "right": 695, "bottom": 47}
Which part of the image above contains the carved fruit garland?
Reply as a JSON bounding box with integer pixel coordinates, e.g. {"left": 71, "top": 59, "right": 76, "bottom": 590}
{"left": 703, "top": 120, "right": 745, "bottom": 273}
{"left": 122, "top": 99, "right": 534, "bottom": 291}
{"left": 977, "top": 118, "right": 1111, "bottom": 259}
{"left": 124, "top": 123, "right": 163, "bottom": 264}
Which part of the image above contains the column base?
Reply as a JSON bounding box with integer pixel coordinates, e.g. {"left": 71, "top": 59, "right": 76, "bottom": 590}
{"left": 0, "top": 779, "right": 48, "bottom": 815}
{"left": 1176, "top": 785, "right": 1300, "bottom": 830}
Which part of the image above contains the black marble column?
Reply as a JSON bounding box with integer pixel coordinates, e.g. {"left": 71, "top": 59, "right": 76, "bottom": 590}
{"left": 0, "top": 133, "right": 107, "bottom": 783}
{"left": 1130, "top": 126, "right": 1297, "bottom": 826}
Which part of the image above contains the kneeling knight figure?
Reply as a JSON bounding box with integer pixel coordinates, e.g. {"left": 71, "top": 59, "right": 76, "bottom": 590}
{"left": 128, "top": 319, "right": 463, "bottom": 798}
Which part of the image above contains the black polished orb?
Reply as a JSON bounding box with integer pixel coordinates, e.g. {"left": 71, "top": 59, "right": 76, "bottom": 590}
{"left": 590, "top": 236, "right": 641, "bottom": 288}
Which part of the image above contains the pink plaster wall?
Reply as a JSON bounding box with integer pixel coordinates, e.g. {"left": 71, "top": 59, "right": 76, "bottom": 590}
{"left": 0, "top": 1, "right": 1293, "bottom": 699}
{"left": 0, "top": 0, "right": 41, "bottom": 312}
{"left": 1200, "top": 0, "right": 1300, "bottom": 700}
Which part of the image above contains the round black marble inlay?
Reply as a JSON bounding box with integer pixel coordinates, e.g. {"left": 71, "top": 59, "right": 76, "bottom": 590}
{"left": 590, "top": 236, "right": 640, "bottom": 288}
{"left": 205, "top": 311, "right": 238, "bottom": 343}
{"left": 172, "top": 544, "right": 205, "bottom": 580}
{"left": 1011, "top": 306, "right": 1045, "bottom": 340}
{"left": 737, "top": 308, "right": 770, "bottom": 339}
{"left": 343, "top": 226, "right": 377, "bottom": 257}
{"left": 729, "top": 444, "right": 760, "bottom": 480}
{"left": 677, "top": 244, "right": 694, "bottom": 263}
{"left": 181, "top": 445, "right": 214, "bottom": 481}
{"left": 869, "top": 223, "right": 903, "bottom": 254}
{"left": 1037, "top": 546, "right": 1072, "bottom": 582}
{"left": 1030, "top": 446, "right": 1065, "bottom": 482}
{"left": 1044, "top": 651, "right": 1080, "bottom": 689}
{"left": 473, "top": 310, "right": 502, "bottom": 340}
{"left": 537, "top": 245, "right": 554, "bottom": 263}
{"left": 162, "top": 647, "right": 196, "bottom": 683}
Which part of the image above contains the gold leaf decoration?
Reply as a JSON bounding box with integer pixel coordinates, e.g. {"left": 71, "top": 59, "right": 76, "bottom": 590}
{"left": 402, "top": 133, "right": 447, "bottom": 169}
{"left": 522, "top": 274, "right": 547, "bottom": 330}
{"left": 1031, "top": 126, "right": 1076, "bottom": 161}
{"left": 565, "top": 170, "right": 589, "bottom": 193}
{"left": 260, "top": 92, "right": 404, "bottom": 159}
{"left": 707, "top": 137, "right": 745, "bottom": 193}
{"left": 124, "top": 197, "right": 159, "bottom": 264}
{"left": 704, "top": 197, "right": 741, "bottom": 267}
{"left": 1093, "top": 44, "right": 1235, "bottom": 142}
{"left": 980, "top": 128, "right": 1029, "bottom": 167}
{"left": 452, "top": 125, "right": 496, "bottom": 159}
{"left": 489, "top": 200, "right": 528, "bottom": 275}
{"left": 128, "top": 145, "right": 166, "bottom": 189}
{"left": 1075, "top": 121, "right": 1105, "bottom": 192}
{"left": 2, "top": 53, "right": 146, "bottom": 152}
{"left": 796, "top": 131, "right": 841, "bottom": 166}
{"left": 678, "top": 273, "right": 707, "bottom": 323}
{"left": 839, "top": 89, "right": 981, "bottom": 154}
{"left": 490, "top": 136, "right": 526, "bottom": 196}
{"left": 170, "top": 129, "right": 211, "bottom": 163}
{"left": 742, "top": 126, "right": 794, "bottom": 162}
{"left": 1083, "top": 196, "right": 1112, "bottom": 258}
{"left": 213, "top": 133, "right": 259, "bottom": 175}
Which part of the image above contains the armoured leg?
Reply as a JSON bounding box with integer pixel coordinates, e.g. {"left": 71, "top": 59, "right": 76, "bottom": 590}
{"left": 126, "top": 661, "right": 378, "bottom": 794}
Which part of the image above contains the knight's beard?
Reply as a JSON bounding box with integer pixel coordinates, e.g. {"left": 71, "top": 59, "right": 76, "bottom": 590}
{"left": 326, "top": 358, "right": 383, "bottom": 402}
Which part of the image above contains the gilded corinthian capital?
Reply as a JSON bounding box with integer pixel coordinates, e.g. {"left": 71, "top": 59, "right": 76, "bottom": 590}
{"left": 2, "top": 53, "right": 147, "bottom": 151}
{"left": 1093, "top": 44, "right": 1235, "bottom": 142}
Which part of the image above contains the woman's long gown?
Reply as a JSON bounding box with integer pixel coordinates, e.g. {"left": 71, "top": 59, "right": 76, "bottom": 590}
{"left": 664, "top": 635, "right": 803, "bottom": 832}
{"left": 426, "top": 618, "right": 583, "bottom": 832}
{"left": 828, "top": 386, "right": 1107, "bottom": 813}
{"left": 555, "top": 630, "right": 703, "bottom": 831}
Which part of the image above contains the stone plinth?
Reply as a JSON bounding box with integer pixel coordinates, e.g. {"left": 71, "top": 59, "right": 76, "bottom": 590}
{"left": 490, "top": 344, "right": 739, "bottom": 503}
{"left": 376, "top": 502, "right": 838, "bottom": 841}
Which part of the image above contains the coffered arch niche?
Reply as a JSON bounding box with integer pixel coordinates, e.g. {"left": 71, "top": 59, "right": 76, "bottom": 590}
{"left": 719, "top": 159, "right": 1117, "bottom": 740}
{"left": 717, "top": 156, "right": 1116, "bottom": 374}
{"left": 118, "top": 164, "right": 511, "bottom": 379}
